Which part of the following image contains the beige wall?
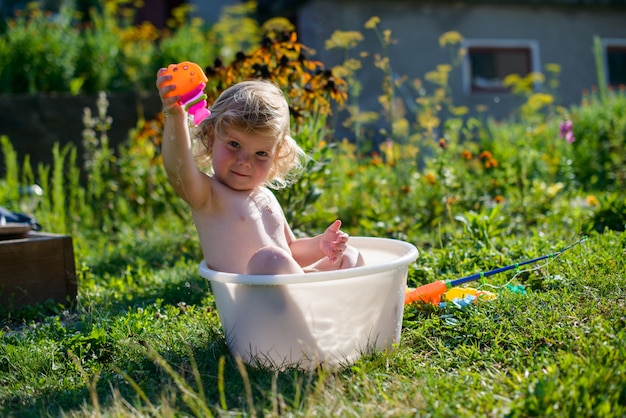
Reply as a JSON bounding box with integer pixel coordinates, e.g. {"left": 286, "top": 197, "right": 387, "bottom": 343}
{"left": 297, "top": 0, "right": 626, "bottom": 138}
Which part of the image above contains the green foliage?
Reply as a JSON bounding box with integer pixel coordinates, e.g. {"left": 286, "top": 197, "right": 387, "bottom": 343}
{"left": 587, "top": 192, "right": 626, "bottom": 233}
{"left": 207, "top": 0, "right": 261, "bottom": 64}
{"left": 0, "top": 135, "right": 19, "bottom": 202}
{"left": 0, "top": 3, "right": 82, "bottom": 93}
{"left": 156, "top": 10, "right": 215, "bottom": 71}
{"left": 0, "top": 1, "right": 257, "bottom": 94}
{"left": 276, "top": 107, "right": 335, "bottom": 232}
{"left": 454, "top": 204, "right": 507, "bottom": 249}
{"left": 74, "top": 6, "right": 123, "bottom": 93}
{"left": 568, "top": 89, "right": 626, "bottom": 190}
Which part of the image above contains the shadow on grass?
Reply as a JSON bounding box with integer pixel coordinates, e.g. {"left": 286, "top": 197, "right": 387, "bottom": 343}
{"left": 1, "top": 253, "right": 209, "bottom": 325}
{"left": 79, "top": 230, "right": 211, "bottom": 316}
{"left": 1, "top": 231, "right": 325, "bottom": 416}
{"left": 1, "top": 335, "right": 318, "bottom": 416}
{"left": 85, "top": 231, "right": 202, "bottom": 278}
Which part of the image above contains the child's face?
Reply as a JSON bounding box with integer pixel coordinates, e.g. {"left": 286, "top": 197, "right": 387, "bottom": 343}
{"left": 212, "top": 128, "right": 278, "bottom": 191}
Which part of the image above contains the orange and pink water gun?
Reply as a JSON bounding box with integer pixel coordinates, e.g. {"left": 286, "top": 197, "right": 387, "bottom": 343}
{"left": 405, "top": 236, "right": 587, "bottom": 307}
{"left": 162, "top": 61, "right": 211, "bottom": 125}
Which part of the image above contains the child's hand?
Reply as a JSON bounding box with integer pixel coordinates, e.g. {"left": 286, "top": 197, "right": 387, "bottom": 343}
{"left": 155, "top": 68, "right": 183, "bottom": 117}
{"left": 320, "top": 220, "right": 349, "bottom": 264}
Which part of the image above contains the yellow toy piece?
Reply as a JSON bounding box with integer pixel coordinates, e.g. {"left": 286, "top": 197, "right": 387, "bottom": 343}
{"left": 444, "top": 287, "right": 497, "bottom": 302}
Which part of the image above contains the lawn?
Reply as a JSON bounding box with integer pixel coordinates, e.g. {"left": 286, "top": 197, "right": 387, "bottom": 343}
{"left": 1, "top": 218, "right": 624, "bottom": 417}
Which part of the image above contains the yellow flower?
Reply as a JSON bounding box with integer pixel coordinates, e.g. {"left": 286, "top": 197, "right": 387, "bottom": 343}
{"left": 262, "top": 17, "right": 295, "bottom": 33}
{"left": 347, "top": 58, "right": 364, "bottom": 71}
{"left": 450, "top": 105, "right": 469, "bottom": 116}
{"left": 546, "top": 182, "right": 564, "bottom": 197}
{"left": 392, "top": 118, "right": 409, "bottom": 138}
{"left": 436, "top": 64, "right": 452, "bottom": 74}
{"left": 325, "top": 30, "right": 364, "bottom": 50}
{"left": 383, "top": 29, "right": 394, "bottom": 45}
{"left": 439, "top": 31, "right": 464, "bottom": 47}
{"left": 365, "top": 16, "right": 380, "bottom": 29}
{"left": 586, "top": 195, "right": 599, "bottom": 207}
{"left": 425, "top": 69, "right": 447, "bottom": 87}
{"left": 404, "top": 143, "right": 420, "bottom": 159}
{"left": 545, "top": 63, "right": 561, "bottom": 75}
{"left": 526, "top": 93, "right": 555, "bottom": 111}
{"left": 332, "top": 65, "right": 353, "bottom": 79}
{"left": 417, "top": 112, "right": 440, "bottom": 133}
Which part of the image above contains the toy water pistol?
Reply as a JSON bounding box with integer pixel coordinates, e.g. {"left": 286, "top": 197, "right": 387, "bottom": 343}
{"left": 162, "top": 61, "right": 211, "bottom": 125}
{"left": 405, "top": 236, "right": 587, "bottom": 307}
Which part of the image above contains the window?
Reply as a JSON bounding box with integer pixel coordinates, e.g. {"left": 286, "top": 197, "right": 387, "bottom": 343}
{"left": 603, "top": 39, "right": 626, "bottom": 87}
{"left": 462, "top": 40, "right": 540, "bottom": 94}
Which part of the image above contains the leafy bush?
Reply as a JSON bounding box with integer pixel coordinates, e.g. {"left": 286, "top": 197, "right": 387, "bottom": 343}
{"left": 587, "top": 192, "right": 626, "bottom": 233}
{"left": 0, "top": 3, "right": 82, "bottom": 93}
{"left": 568, "top": 88, "right": 626, "bottom": 191}
{"left": 0, "top": 0, "right": 255, "bottom": 94}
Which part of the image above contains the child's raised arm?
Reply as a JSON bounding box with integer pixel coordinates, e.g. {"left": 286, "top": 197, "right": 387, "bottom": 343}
{"left": 156, "top": 68, "right": 212, "bottom": 209}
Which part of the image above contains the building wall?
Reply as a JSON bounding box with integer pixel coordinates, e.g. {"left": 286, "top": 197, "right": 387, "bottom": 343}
{"left": 297, "top": 0, "right": 626, "bottom": 134}
{"left": 189, "top": 0, "right": 241, "bottom": 25}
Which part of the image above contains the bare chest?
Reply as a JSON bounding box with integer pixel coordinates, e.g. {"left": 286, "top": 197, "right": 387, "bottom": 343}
{"left": 192, "top": 187, "right": 289, "bottom": 272}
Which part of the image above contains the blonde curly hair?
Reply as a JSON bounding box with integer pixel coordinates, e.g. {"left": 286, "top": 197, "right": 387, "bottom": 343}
{"left": 194, "top": 80, "right": 306, "bottom": 189}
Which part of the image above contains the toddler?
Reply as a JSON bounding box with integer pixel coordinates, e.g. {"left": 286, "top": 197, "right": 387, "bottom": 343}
{"left": 156, "top": 71, "right": 364, "bottom": 274}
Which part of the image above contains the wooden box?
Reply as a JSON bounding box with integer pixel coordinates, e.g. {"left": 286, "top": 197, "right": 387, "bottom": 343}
{"left": 0, "top": 231, "right": 77, "bottom": 310}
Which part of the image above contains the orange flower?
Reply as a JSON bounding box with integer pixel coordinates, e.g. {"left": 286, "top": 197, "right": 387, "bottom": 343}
{"left": 424, "top": 172, "right": 436, "bottom": 185}
{"left": 438, "top": 138, "right": 448, "bottom": 149}
{"left": 494, "top": 195, "right": 505, "bottom": 204}
{"left": 485, "top": 158, "right": 499, "bottom": 169}
{"left": 371, "top": 152, "right": 383, "bottom": 166}
{"left": 479, "top": 150, "right": 493, "bottom": 160}
{"left": 461, "top": 150, "right": 472, "bottom": 160}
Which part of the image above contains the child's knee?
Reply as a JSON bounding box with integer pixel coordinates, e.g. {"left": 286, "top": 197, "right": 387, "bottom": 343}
{"left": 341, "top": 245, "right": 365, "bottom": 269}
{"left": 246, "top": 246, "right": 303, "bottom": 275}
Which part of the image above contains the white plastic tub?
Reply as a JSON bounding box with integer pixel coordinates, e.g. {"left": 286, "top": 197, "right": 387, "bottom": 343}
{"left": 198, "top": 237, "right": 418, "bottom": 370}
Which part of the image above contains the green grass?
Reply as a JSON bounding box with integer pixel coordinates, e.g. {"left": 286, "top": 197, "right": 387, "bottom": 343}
{"left": 1, "top": 223, "right": 624, "bottom": 417}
